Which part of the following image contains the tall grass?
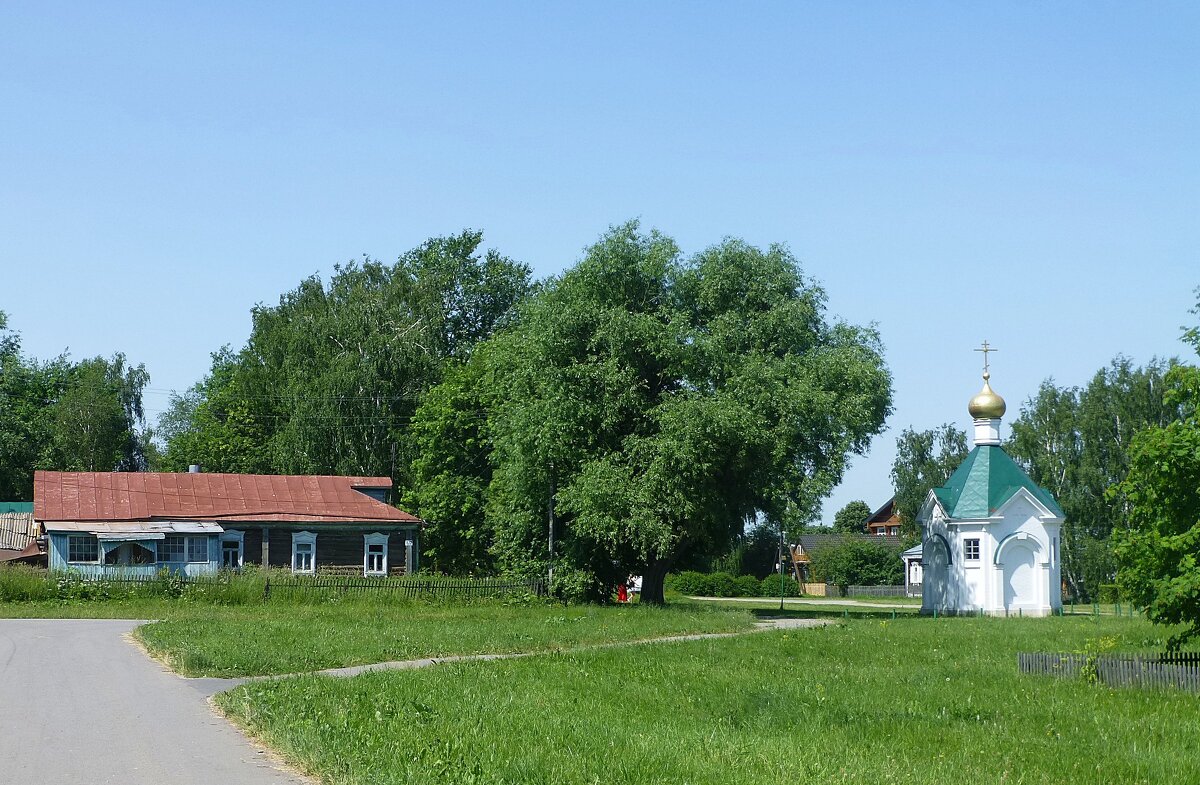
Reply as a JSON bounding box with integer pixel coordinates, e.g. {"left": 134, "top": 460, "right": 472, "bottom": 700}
{"left": 219, "top": 616, "right": 1200, "bottom": 785}
{"left": 0, "top": 565, "right": 541, "bottom": 607}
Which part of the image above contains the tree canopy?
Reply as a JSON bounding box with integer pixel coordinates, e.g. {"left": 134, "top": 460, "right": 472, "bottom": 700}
{"left": 890, "top": 424, "right": 968, "bottom": 537}
{"left": 0, "top": 311, "right": 150, "bottom": 498}
{"left": 1111, "top": 292, "right": 1200, "bottom": 647}
{"left": 158, "top": 231, "right": 531, "bottom": 482}
{"left": 832, "top": 499, "right": 872, "bottom": 534}
{"left": 412, "top": 223, "right": 893, "bottom": 602}
{"left": 1007, "top": 357, "right": 1179, "bottom": 600}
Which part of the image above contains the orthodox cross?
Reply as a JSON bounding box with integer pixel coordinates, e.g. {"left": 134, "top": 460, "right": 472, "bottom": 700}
{"left": 974, "top": 340, "right": 997, "bottom": 375}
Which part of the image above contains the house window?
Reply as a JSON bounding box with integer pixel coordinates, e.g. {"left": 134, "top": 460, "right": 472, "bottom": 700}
{"left": 964, "top": 538, "right": 981, "bottom": 561}
{"left": 363, "top": 533, "right": 388, "bottom": 576}
{"left": 187, "top": 537, "right": 209, "bottom": 563}
{"left": 220, "top": 531, "right": 244, "bottom": 570}
{"left": 161, "top": 536, "right": 208, "bottom": 563}
{"left": 67, "top": 535, "right": 99, "bottom": 563}
{"left": 292, "top": 531, "right": 317, "bottom": 574}
{"left": 161, "top": 536, "right": 185, "bottom": 562}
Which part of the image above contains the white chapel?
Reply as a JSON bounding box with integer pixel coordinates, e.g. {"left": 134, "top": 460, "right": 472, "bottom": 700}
{"left": 918, "top": 346, "right": 1065, "bottom": 617}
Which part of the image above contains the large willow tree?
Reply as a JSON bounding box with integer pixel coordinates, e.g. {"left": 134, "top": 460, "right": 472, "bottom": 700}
{"left": 413, "top": 223, "right": 892, "bottom": 601}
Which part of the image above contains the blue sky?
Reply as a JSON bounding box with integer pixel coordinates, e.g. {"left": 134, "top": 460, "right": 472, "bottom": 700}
{"left": 2, "top": 2, "right": 1197, "bottom": 523}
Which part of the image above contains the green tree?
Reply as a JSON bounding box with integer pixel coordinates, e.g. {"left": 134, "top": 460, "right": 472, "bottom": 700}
{"left": 811, "top": 538, "right": 903, "bottom": 590}
{"left": 160, "top": 231, "right": 531, "bottom": 483}
{"left": 1111, "top": 294, "right": 1200, "bottom": 648}
{"left": 890, "top": 424, "right": 968, "bottom": 537}
{"left": 439, "top": 223, "right": 892, "bottom": 602}
{"left": 46, "top": 354, "right": 150, "bottom": 472}
{"left": 1007, "top": 357, "right": 1179, "bottom": 600}
{"left": 406, "top": 357, "right": 495, "bottom": 574}
{"left": 832, "top": 499, "right": 872, "bottom": 534}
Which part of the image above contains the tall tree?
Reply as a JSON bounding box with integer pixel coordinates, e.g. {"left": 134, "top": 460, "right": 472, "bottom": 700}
{"left": 890, "top": 424, "right": 968, "bottom": 537}
{"left": 1111, "top": 291, "right": 1200, "bottom": 647}
{"left": 832, "top": 499, "right": 872, "bottom": 534}
{"left": 1007, "top": 357, "right": 1179, "bottom": 600}
{"left": 46, "top": 354, "right": 150, "bottom": 472}
{"left": 421, "top": 223, "right": 892, "bottom": 601}
{"left": 0, "top": 312, "right": 148, "bottom": 496}
{"left": 159, "top": 231, "right": 531, "bottom": 482}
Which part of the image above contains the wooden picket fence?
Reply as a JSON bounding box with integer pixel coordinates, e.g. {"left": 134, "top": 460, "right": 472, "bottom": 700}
{"left": 1019, "top": 651, "right": 1200, "bottom": 693}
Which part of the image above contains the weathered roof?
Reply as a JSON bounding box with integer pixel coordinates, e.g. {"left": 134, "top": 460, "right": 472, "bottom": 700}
{"left": 932, "top": 445, "right": 1065, "bottom": 520}
{"left": 0, "top": 501, "right": 33, "bottom": 514}
{"left": 0, "top": 511, "right": 37, "bottom": 551}
{"left": 865, "top": 496, "right": 897, "bottom": 524}
{"left": 42, "top": 520, "right": 226, "bottom": 536}
{"left": 34, "top": 472, "right": 420, "bottom": 524}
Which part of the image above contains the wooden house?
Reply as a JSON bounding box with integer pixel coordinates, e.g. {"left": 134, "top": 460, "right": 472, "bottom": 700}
{"left": 34, "top": 471, "right": 422, "bottom": 577}
{"left": 865, "top": 496, "right": 902, "bottom": 537}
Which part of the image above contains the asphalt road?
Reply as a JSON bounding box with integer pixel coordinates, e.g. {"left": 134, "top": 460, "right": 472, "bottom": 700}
{"left": 0, "top": 619, "right": 306, "bottom": 785}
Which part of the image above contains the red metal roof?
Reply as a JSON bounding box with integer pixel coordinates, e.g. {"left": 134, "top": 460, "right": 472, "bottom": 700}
{"left": 34, "top": 472, "right": 420, "bottom": 524}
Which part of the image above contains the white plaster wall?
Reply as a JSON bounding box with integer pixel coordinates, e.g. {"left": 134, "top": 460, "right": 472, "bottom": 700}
{"left": 920, "top": 492, "right": 1063, "bottom": 616}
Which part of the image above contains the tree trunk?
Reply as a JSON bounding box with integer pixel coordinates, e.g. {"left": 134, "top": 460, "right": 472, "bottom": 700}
{"left": 640, "top": 559, "right": 670, "bottom": 605}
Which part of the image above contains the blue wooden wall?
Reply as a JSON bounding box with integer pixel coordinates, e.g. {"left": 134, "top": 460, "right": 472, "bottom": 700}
{"left": 47, "top": 532, "right": 220, "bottom": 576}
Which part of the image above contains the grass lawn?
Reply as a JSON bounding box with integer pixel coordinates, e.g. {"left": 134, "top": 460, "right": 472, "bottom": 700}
{"left": 218, "top": 614, "right": 1199, "bottom": 785}
{"left": 0, "top": 597, "right": 756, "bottom": 677}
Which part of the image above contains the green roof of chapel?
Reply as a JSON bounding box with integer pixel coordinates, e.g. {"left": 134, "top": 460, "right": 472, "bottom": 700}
{"left": 933, "top": 445, "right": 1065, "bottom": 520}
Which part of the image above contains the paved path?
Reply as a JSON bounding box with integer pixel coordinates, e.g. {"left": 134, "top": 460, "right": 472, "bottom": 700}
{"left": 0, "top": 619, "right": 306, "bottom": 785}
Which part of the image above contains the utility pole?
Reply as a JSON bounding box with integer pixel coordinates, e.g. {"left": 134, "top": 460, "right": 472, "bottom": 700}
{"left": 779, "top": 524, "right": 786, "bottom": 611}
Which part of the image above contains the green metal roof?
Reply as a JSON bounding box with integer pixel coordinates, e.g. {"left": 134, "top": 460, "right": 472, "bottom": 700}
{"left": 932, "top": 445, "right": 1065, "bottom": 520}
{"left": 0, "top": 501, "right": 33, "bottom": 514}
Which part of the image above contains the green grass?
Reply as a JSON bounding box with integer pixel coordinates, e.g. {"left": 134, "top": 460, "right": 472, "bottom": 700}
{"left": 134, "top": 601, "right": 755, "bottom": 677}
{"left": 217, "top": 615, "right": 1199, "bottom": 785}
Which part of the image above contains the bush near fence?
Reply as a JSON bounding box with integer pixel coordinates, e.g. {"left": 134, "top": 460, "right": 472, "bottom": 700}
{"left": 1019, "top": 651, "right": 1200, "bottom": 693}
{"left": 0, "top": 564, "right": 545, "bottom": 605}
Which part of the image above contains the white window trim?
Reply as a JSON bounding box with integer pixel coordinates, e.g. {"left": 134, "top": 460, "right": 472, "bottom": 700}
{"left": 963, "top": 537, "right": 981, "bottom": 563}
{"left": 220, "top": 530, "right": 245, "bottom": 569}
{"left": 67, "top": 534, "right": 100, "bottom": 564}
{"left": 291, "top": 531, "right": 317, "bottom": 574}
{"left": 364, "top": 532, "right": 388, "bottom": 577}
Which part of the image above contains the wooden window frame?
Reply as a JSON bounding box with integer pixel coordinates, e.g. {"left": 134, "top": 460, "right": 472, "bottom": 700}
{"left": 363, "top": 533, "right": 388, "bottom": 577}
{"left": 291, "top": 531, "right": 317, "bottom": 574}
{"left": 67, "top": 534, "right": 99, "bottom": 563}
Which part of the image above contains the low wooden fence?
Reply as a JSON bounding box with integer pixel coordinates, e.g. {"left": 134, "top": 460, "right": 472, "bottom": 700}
{"left": 1019, "top": 651, "right": 1200, "bottom": 693}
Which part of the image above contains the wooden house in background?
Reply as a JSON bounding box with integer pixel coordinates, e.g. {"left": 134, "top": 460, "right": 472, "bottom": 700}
{"left": 865, "top": 496, "right": 902, "bottom": 537}
{"left": 34, "top": 471, "right": 422, "bottom": 577}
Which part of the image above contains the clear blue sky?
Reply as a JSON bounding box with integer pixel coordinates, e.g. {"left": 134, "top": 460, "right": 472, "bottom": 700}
{"left": 2, "top": 2, "right": 1197, "bottom": 524}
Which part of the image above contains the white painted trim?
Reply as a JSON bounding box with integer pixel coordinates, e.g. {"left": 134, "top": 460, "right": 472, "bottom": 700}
{"left": 291, "top": 531, "right": 317, "bottom": 574}
{"left": 993, "top": 531, "right": 1045, "bottom": 566}
{"left": 363, "top": 532, "right": 388, "bottom": 577}
{"left": 220, "top": 530, "right": 245, "bottom": 569}
{"left": 991, "top": 486, "right": 1064, "bottom": 522}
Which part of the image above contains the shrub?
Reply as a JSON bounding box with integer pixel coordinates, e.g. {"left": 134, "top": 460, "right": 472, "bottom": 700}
{"left": 667, "top": 571, "right": 714, "bottom": 596}
{"left": 758, "top": 575, "right": 801, "bottom": 597}
{"left": 733, "top": 574, "right": 761, "bottom": 597}
{"left": 812, "top": 539, "right": 903, "bottom": 589}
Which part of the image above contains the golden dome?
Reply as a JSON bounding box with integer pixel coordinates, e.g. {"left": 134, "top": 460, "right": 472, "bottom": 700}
{"left": 968, "top": 373, "right": 1006, "bottom": 419}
